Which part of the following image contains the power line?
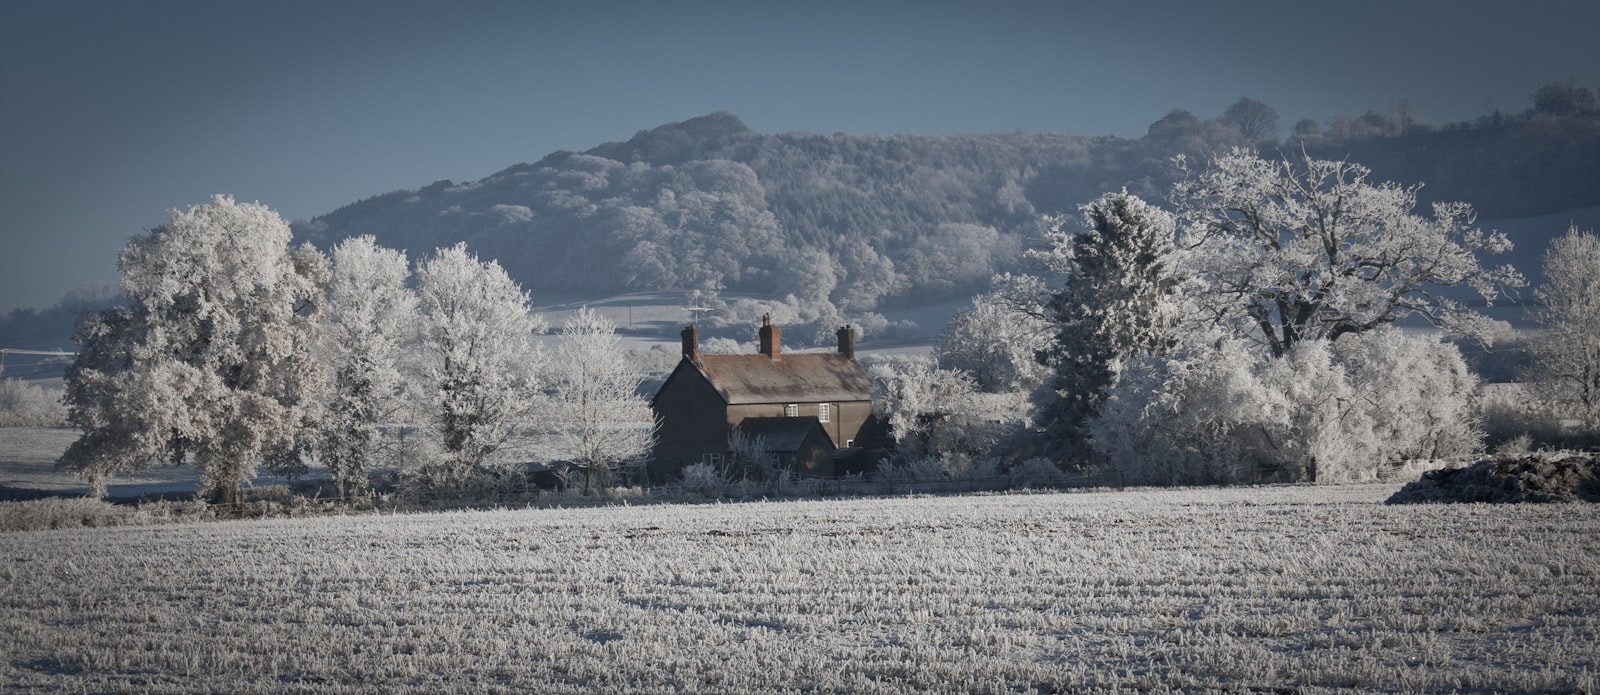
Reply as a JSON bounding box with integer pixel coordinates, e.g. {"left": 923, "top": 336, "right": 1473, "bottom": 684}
{"left": 0, "top": 348, "right": 76, "bottom": 374}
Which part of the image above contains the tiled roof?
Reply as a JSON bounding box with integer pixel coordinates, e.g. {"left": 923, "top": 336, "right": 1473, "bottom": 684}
{"left": 694, "top": 352, "right": 873, "bottom": 405}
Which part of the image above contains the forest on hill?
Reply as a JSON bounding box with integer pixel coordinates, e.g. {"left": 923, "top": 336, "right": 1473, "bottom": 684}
{"left": 293, "top": 93, "right": 1600, "bottom": 323}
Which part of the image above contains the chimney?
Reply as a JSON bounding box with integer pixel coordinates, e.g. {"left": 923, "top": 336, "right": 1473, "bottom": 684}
{"left": 681, "top": 324, "right": 699, "bottom": 363}
{"left": 836, "top": 325, "right": 855, "bottom": 359}
{"left": 758, "top": 313, "right": 781, "bottom": 359}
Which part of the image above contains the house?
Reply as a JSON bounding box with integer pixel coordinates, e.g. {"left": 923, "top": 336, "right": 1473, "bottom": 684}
{"left": 649, "top": 315, "right": 878, "bottom": 482}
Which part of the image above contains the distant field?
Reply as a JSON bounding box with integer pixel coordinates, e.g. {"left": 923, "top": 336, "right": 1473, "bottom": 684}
{"left": 0, "top": 427, "right": 84, "bottom": 492}
{"left": 2, "top": 484, "right": 1596, "bottom": 693}
{"left": 0, "top": 427, "right": 319, "bottom": 499}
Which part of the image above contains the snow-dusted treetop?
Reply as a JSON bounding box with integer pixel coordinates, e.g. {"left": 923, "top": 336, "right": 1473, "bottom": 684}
{"left": 1173, "top": 148, "right": 1524, "bottom": 357}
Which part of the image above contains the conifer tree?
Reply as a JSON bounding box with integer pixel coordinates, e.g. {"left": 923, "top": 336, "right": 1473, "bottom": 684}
{"left": 1031, "top": 191, "right": 1181, "bottom": 465}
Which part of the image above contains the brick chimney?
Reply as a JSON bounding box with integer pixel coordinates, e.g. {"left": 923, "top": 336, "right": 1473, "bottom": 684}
{"left": 681, "top": 324, "right": 699, "bottom": 363}
{"left": 758, "top": 313, "right": 781, "bottom": 359}
{"left": 836, "top": 325, "right": 855, "bottom": 359}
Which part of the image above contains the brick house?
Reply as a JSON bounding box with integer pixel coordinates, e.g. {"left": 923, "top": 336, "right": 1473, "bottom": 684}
{"left": 649, "top": 315, "right": 879, "bottom": 482}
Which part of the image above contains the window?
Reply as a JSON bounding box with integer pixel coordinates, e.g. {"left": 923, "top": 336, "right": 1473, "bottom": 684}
{"left": 818, "top": 403, "right": 830, "bottom": 423}
{"left": 784, "top": 403, "right": 799, "bottom": 417}
{"left": 701, "top": 452, "right": 722, "bottom": 466}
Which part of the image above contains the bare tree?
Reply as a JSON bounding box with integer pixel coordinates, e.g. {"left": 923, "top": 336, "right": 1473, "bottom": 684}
{"left": 935, "top": 274, "right": 1050, "bottom": 394}
{"left": 1173, "top": 149, "right": 1524, "bottom": 358}
{"left": 1528, "top": 226, "right": 1600, "bottom": 430}
{"left": 1220, "top": 97, "right": 1279, "bottom": 144}
{"left": 546, "top": 307, "right": 656, "bottom": 494}
{"left": 726, "top": 428, "right": 775, "bottom": 482}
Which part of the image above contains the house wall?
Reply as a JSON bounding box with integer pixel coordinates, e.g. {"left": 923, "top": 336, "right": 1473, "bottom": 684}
{"left": 650, "top": 362, "right": 731, "bottom": 483}
{"left": 793, "top": 426, "right": 837, "bottom": 477}
{"left": 726, "top": 400, "right": 874, "bottom": 450}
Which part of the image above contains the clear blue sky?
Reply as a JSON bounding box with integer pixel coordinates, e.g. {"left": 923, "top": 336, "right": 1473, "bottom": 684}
{"left": 2, "top": 0, "right": 1596, "bottom": 313}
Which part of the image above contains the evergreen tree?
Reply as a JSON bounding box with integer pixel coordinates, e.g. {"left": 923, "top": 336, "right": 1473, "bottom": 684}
{"left": 1031, "top": 191, "right": 1181, "bottom": 466}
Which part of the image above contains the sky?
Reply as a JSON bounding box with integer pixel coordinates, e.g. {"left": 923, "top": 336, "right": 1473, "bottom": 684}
{"left": 2, "top": 0, "right": 1597, "bottom": 314}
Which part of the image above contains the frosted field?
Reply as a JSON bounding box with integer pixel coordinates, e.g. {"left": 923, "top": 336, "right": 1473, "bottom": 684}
{"left": 3, "top": 484, "right": 1597, "bottom": 693}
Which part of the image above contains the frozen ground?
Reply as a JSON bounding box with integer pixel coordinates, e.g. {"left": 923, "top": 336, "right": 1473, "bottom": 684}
{"left": 2, "top": 483, "right": 1596, "bottom": 693}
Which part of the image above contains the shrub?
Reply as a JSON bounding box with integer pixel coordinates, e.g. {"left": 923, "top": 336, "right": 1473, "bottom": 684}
{"left": 0, "top": 497, "right": 136, "bottom": 532}
{"left": 0, "top": 378, "right": 68, "bottom": 427}
{"left": 1093, "top": 328, "right": 1483, "bottom": 485}
{"left": 680, "top": 462, "right": 726, "bottom": 497}
{"left": 1008, "top": 458, "right": 1067, "bottom": 488}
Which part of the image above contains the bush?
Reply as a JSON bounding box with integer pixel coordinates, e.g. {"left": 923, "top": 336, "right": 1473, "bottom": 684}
{"left": 680, "top": 462, "right": 726, "bottom": 497}
{"left": 0, "top": 496, "right": 216, "bottom": 532}
{"left": 0, "top": 497, "right": 136, "bottom": 532}
{"left": 1387, "top": 451, "right": 1600, "bottom": 504}
{"left": 1093, "top": 335, "right": 1275, "bottom": 486}
{"left": 1008, "top": 458, "right": 1067, "bottom": 488}
{"left": 1093, "top": 328, "right": 1484, "bottom": 485}
{"left": 0, "top": 379, "right": 68, "bottom": 427}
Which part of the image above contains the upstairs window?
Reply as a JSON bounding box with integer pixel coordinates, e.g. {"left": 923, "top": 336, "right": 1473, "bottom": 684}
{"left": 818, "top": 403, "right": 830, "bottom": 423}
{"left": 784, "top": 403, "right": 799, "bottom": 417}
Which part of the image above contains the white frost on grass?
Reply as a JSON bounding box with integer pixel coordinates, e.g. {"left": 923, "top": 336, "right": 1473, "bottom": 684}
{"left": 1, "top": 484, "right": 1597, "bottom": 693}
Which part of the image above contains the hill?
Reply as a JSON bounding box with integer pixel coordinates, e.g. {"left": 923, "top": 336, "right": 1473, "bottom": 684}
{"left": 8, "top": 107, "right": 1598, "bottom": 354}
{"left": 293, "top": 111, "right": 1600, "bottom": 327}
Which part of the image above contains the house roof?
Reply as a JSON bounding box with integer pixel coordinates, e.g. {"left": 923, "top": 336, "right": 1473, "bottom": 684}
{"left": 736, "top": 417, "right": 834, "bottom": 452}
{"left": 691, "top": 352, "right": 873, "bottom": 405}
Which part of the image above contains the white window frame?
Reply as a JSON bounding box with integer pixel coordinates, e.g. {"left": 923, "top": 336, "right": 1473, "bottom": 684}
{"left": 784, "top": 403, "right": 799, "bottom": 417}
{"left": 818, "top": 403, "right": 830, "bottom": 423}
{"left": 702, "top": 452, "right": 723, "bottom": 467}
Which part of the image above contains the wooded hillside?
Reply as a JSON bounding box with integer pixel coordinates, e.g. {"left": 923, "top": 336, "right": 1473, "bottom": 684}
{"left": 293, "top": 108, "right": 1600, "bottom": 314}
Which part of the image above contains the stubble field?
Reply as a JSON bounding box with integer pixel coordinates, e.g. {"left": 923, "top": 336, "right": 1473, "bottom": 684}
{"left": 2, "top": 483, "right": 1597, "bottom": 693}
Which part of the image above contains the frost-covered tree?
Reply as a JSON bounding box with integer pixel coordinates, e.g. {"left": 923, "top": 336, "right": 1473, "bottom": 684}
{"left": 1528, "top": 226, "right": 1600, "bottom": 430}
{"left": 414, "top": 243, "right": 546, "bottom": 487}
{"left": 318, "top": 236, "right": 416, "bottom": 496}
{"left": 60, "top": 196, "right": 327, "bottom": 502}
{"left": 1258, "top": 329, "right": 1481, "bottom": 482}
{"left": 1030, "top": 191, "right": 1182, "bottom": 464}
{"left": 726, "top": 428, "right": 775, "bottom": 482}
{"left": 0, "top": 378, "right": 67, "bottom": 426}
{"left": 934, "top": 273, "right": 1050, "bottom": 394}
{"left": 1093, "top": 333, "right": 1280, "bottom": 486}
{"left": 1329, "top": 328, "right": 1482, "bottom": 470}
{"left": 1173, "top": 148, "right": 1523, "bottom": 357}
{"left": 1094, "top": 327, "right": 1480, "bottom": 485}
{"left": 870, "top": 357, "right": 1024, "bottom": 463}
{"left": 545, "top": 307, "right": 656, "bottom": 495}
{"left": 59, "top": 308, "right": 141, "bottom": 498}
